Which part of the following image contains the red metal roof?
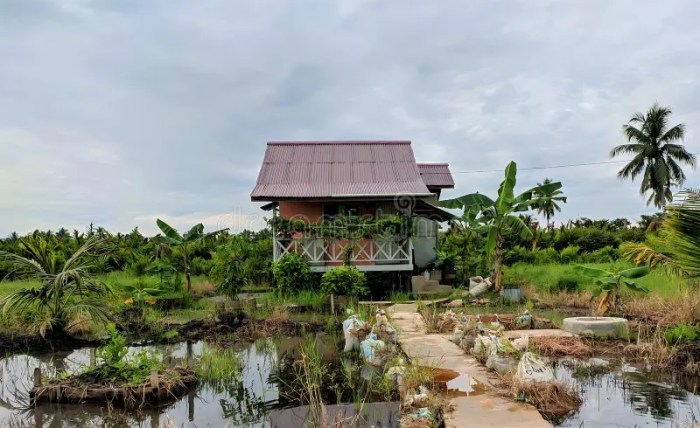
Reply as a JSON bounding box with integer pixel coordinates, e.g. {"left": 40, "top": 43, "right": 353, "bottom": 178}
{"left": 417, "top": 163, "right": 455, "bottom": 188}
{"left": 251, "top": 141, "right": 435, "bottom": 201}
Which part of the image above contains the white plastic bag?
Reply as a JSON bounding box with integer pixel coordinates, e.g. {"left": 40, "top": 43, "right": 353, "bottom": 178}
{"left": 514, "top": 352, "right": 555, "bottom": 384}
{"left": 343, "top": 315, "right": 363, "bottom": 352}
{"left": 469, "top": 276, "right": 489, "bottom": 297}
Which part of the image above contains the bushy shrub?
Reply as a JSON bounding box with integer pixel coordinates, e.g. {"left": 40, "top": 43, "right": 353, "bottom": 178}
{"left": 534, "top": 248, "right": 560, "bottom": 264}
{"left": 503, "top": 246, "right": 535, "bottom": 265}
{"left": 320, "top": 266, "right": 368, "bottom": 297}
{"left": 190, "top": 256, "right": 212, "bottom": 276}
{"left": 663, "top": 323, "right": 698, "bottom": 345}
{"left": 583, "top": 246, "right": 619, "bottom": 263}
{"left": 554, "top": 275, "right": 580, "bottom": 292}
{"left": 560, "top": 245, "right": 581, "bottom": 264}
{"left": 272, "top": 253, "right": 312, "bottom": 295}
{"left": 574, "top": 229, "right": 618, "bottom": 253}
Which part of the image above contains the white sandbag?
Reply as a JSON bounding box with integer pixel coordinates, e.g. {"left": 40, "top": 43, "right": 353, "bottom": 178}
{"left": 452, "top": 325, "right": 465, "bottom": 344}
{"left": 343, "top": 315, "right": 363, "bottom": 352}
{"left": 514, "top": 352, "right": 555, "bottom": 384}
{"left": 511, "top": 336, "right": 529, "bottom": 352}
{"left": 469, "top": 282, "right": 489, "bottom": 297}
{"left": 360, "top": 334, "right": 386, "bottom": 366}
{"left": 472, "top": 335, "right": 493, "bottom": 357}
{"left": 486, "top": 354, "right": 516, "bottom": 374}
{"left": 375, "top": 311, "right": 398, "bottom": 344}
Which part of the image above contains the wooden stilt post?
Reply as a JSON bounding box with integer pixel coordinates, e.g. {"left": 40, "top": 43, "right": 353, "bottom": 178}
{"left": 33, "top": 367, "right": 42, "bottom": 387}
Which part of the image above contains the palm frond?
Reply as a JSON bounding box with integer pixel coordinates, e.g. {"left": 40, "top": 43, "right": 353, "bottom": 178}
{"left": 63, "top": 236, "right": 110, "bottom": 271}
{"left": 660, "top": 123, "right": 686, "bottom": 143}
{"left": 622, "top": 126, "right": 651, "bottom": 145}
{"left": 0, "top": 251, "right": 46, "bottom": 280}
{"left": 610, "top": 142, "right": 644, "bottom": 157}
{"left": 664, "top": 144, "right": 697, "bottom": 166}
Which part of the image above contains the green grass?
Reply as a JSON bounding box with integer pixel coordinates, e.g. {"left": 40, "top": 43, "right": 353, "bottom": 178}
{"left": 504, "top": 261, "right": 688, "bottom": 299}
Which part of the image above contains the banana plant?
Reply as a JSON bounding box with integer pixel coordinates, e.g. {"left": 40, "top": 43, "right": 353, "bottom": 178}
{"left": 440, "top": 161, "right": 563, "bottom": 291}
{"left": 574, "top": 265, "right": 650, "bottom": 314}
{"left": 155, "top": 219, "right": 227, "bottom": 293}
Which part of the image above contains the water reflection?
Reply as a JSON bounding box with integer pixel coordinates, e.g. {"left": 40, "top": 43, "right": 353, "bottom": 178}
{"left": 0, "top": 336, "right": 398, "bottom": 427}
{"left": 555, "top": 359, "right": 700, "bottom": 427}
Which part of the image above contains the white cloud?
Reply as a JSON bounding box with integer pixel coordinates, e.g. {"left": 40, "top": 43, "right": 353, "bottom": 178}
{"left": 0, "top": 0, "right": 698, "bottom": 236}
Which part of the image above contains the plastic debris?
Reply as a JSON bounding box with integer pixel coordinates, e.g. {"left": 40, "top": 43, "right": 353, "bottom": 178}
{"left": 446, "top": 299, "right": 464, "bottom": 308}
{"left": 360, "top": 333, "right": 386, "bottom": 366}
{"left": 405, "top": 385, "right": 431, "bottom": 407}
{"left": 375, "top": 309, "right": 397, "bottom": 343}
{"left": 511, "top": 336, "right": 530, "bottom": 352}
{"left": 343, "top": 315, "right": 369, "bottom": 352}
{"left": 514, "top": 352, "right": 555, "bottom": 384}
{"left": 514, "top": 310, "right": 533, "bottom": 329}
{"left": 469, "top": 276, "right": 490, "bottom": 297}
{"left": 437, "top": 310, "right": 459, "bottom": 332}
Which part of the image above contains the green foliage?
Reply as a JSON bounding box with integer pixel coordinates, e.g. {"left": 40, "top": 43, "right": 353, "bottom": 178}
{"left": 268, "top": 215, "right": 410, "bottom": 240}
{"left": 272, "top": 253, "right": 312, "bottom": 295}
{"left": 560, "top": 245, "right": 581, "bottom": 264}
{"left": 197, "top": 343, "right": 244, "bottom": 384}
{"left": 555, "top": 275, "right": 580, "bottom": 292}
{"left": 210, "top": 233, "right": 272, "bottom": 300}
{"left": 534, "top": 248, "right": 560, "bottom": 265}
{"left": 575, "top": 265, "right": 651, "bottom": 313}
{"left": 441, "top": 161, "right": 564, "bottom": 290}
{"left": 583, "top": 246, "right": 619, "bottom": 263}
{"left": 623, "top": 190, "right": 700, "bottom": 278}
{"left": 89, "top": 324, "right": 162, "bottom": 384}
{"left": 320, "top": 266, "right": 368, "bottom": 297}
{"left": 0, "top": 236, "right": 112, "bottom": 337}
{"left": 155, "top": 219, "right": 226, "bottom": 293}
{"left": 663, "top": 323, "right": 698, "bottom": 345}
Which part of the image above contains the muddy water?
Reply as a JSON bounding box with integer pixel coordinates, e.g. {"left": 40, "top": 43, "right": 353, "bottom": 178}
{"left": 0, "top": 337, "right": 399, "bottom": 427}
{"left": 554, "top": 358, "right": 700, "bottom": 427}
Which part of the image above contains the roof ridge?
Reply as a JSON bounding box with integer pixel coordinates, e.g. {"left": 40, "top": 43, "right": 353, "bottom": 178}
{"left": 267, "top": 140, "right": 411, "bottom": 146}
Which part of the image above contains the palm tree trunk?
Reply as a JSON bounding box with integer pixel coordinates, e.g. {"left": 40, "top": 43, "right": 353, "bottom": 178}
{"left": 494, "top": 233, "right": 504, "bottom": 292}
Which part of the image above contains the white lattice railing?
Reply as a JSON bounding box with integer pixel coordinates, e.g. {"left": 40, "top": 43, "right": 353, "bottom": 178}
{"left": 273, "top": 237, "right": 411, "bottom": 266}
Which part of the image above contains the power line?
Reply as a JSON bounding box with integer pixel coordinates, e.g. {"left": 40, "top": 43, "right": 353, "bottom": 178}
{"left": 450, "top": 153, "right": 700, "bottom": 175}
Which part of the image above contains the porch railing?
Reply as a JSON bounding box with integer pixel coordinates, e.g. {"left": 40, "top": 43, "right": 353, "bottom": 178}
{"left": 273, "top": 236, "right": 412, "bottom": 267}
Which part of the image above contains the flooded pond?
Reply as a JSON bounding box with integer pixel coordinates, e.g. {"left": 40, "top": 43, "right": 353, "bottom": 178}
{"left": 0, "top": 336, "right": 400, "bottom": 427}
{"left": 554, "top": 358, "right": 700, "bottom": 427}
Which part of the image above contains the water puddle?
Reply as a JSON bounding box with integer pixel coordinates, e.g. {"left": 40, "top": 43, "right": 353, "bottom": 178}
{"left": 429, "top": 368, "right": 486, "bottom": 397}
{"left": 553, "top": 358, "right": 700, "bottom": 427}
{"left": 0, "top": 336, "right": 400, "bottom": 427}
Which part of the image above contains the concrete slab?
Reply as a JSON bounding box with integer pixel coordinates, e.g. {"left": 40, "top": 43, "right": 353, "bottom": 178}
{"left": 503, "top": 329, "right": 576, "bottom": 339}
{"left": 389, "top": 304, "right": 551, "bottom": 428}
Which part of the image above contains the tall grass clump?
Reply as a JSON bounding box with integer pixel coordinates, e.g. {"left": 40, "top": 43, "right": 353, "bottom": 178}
{"left": 198, "top": 343, "right": 244, "bottom": 386}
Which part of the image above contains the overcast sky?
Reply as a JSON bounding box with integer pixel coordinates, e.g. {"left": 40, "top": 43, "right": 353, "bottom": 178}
{"left": 1, "top": 0, "right": 699, "bottom": 236}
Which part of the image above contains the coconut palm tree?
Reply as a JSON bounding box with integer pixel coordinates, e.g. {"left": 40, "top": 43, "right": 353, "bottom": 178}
{"left": 533, "top": 178, "right": 566, "bottom": 229}
{"left": 0, "top": 236, "right": 112, "bottom": 338}
{"left": 622, "top": 189, "right": 700, "bottom": 278}
{"left": 611, "top": 103, "right": 696, "bottom": 208}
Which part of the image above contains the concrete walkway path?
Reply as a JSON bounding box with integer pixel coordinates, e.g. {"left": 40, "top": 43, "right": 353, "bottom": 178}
{"left": 388, "top": 304, "right": 551, "bottom": 428}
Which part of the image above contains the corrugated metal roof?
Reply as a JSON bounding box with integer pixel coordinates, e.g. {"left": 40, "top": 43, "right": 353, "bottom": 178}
{"left": 251, "top": 141, "right": 434, "bottom": 200}
{"left": 417, "top": 163, "right": 455, "bottom": 188}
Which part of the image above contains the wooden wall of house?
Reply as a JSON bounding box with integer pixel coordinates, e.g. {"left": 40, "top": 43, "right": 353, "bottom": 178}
{"left": 279, "top": 201, "right": 324, "bottom": 222}
{"left": 278, "top": 200, "right": 400, "bottom": 222}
